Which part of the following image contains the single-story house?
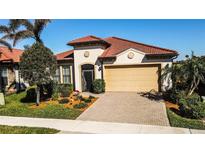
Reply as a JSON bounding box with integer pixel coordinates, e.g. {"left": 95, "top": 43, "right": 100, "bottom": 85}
{"left": 0, "top": 35, "right": 178, "bottom": 93}
{"left": 55, "top": 35, "right": 178, "bottom": 92}
{"left": 0, "top": 46, "right": 23, "bottom": 92}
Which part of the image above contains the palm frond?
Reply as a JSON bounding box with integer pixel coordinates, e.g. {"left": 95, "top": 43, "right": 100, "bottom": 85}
{"left": 0, "top": 25, "right": 10, "bottom": 33}
{"left": 1, "top": 33, "right": 15, "bottom": 40}
{"left": 18, "top": 19, "right": 34, "bottom": 31}
{"left": 33, "top": 19, "right": 51, "bottom": 43}
{"left": 13, "top": 30, "right": 33, "bottom": 46}
{"left": 0, "top": 39, "right": 12, "bottom": 51}
{"left": 9, "top": 19, "right": 22, "bottom": 31}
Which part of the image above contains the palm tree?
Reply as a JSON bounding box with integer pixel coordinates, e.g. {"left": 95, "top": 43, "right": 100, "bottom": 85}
{"left": 10, "top": 19, "right": 51, "bottom": 105}
{"left": 9, "top": 19, "right": 51, "bottom": 45}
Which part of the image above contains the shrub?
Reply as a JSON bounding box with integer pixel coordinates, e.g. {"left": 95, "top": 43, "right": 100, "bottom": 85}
{"left": 58, "top": 98, "right": 69, "bottom": 104}
{"left": 51, "top": 81, "right": 59, "bottom": 100}
{"left": 93, "top": 79, "right": 105, "bottom": 94}
{"left": 43, "top": 81, "right": 56, "bottom": 98}
{"left": 178, "top": 92, "right": 205, "bottom": 119}
{"left": 162, "top": 88, "right": 179, "bottom": 103}
{"left": 21, "top": 88, "right": 36, "bottom": 103}
{"left": 89, "top": 95, "right": 95, "bottom": 99}
{"left": 167, "top": 109, "right": 205, "bottom": 130}
{"left": 52, "top": 92, "right": 59, "bottom": 101}
{"left": 58, "top": 84, "right": 73, "bottom": 97}
{"left": 76, "top": 95, "right": 84, "bottom": 101}
{"left": 73, "top": 103, "right": 88, "bottom": 109}
{"left": 84, "top": 98, "right": 91, "bottom": 103}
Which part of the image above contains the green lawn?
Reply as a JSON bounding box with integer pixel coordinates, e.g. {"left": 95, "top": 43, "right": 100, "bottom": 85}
{"left": 167, "top": 108, "right": 205, "bottom": 130}
{"left": 0, "top": 91, "right": 82, "bottom": 119}
{"left": 0, "top": 125, "right": 59, "bottom": 134}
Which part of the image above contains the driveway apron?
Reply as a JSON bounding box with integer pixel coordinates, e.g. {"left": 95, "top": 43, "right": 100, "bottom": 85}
{"left": 77, "top": 92, "right": 170, "bottom": 126}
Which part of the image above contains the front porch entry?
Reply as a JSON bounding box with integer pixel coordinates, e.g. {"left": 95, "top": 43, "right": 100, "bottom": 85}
{"left": 81, "top": 64, "right": 94, "bottom": 92}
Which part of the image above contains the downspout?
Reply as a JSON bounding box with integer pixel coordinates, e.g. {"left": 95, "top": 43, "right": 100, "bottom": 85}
{"left": 100, "top": 59, "right": 104, "bottom": 80}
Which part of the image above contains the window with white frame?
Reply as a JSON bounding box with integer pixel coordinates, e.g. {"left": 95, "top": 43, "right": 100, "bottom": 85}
{"left": 1, "top": 68, "right": 8, "bottom": 86}
{"left": 62, "top": 66, "right": 71, "bottom": 84}
{"left": 53, "top": 67, "right": 60, "bottom": 83}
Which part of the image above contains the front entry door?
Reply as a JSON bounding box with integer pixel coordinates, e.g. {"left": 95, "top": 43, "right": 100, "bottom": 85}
{"left": 82, "top": 70, "right": 94, "bottom": 92}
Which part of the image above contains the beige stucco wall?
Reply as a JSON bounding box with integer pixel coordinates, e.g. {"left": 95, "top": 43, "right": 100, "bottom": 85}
{"left": 102, "top": 48, "right": 173, "bottom": 92}
{"left": 73, "top": 46, "right": 173, "bottom": 92}
{"left": 112, "top": 48, "right": 145, "bottom": 64}
{"left": 74, "top": 46, "right": 104, "bottom": 91}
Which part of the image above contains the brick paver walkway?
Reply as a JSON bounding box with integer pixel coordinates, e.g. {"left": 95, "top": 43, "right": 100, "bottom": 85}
{"left": 77, "top": 92, "right": 170, "bottom": 126}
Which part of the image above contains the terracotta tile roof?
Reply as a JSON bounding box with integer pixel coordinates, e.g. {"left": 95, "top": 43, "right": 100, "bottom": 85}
{"left": 100, "top": 37, "right": 178, "bottom": 58}
{"left": 55, "top": 50, "right": 74, "bottom": 61}
{"left": 0, "top": 46, "right": 23, "bottom": 63}
{"left": 67, "top": 35, "right": 110, "bottom": 46}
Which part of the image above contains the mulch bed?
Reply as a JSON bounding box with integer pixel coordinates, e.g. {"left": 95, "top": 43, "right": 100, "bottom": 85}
{"left": 29, "top": 92, "right": 98, "bottom": 111}
{"left": 165, "top": 101, "right": 179, "bottom": 110}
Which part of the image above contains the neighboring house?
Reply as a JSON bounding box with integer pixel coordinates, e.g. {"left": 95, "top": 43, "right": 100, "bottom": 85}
{"left": 0, "top": 46, "right": 23, "bottom": 92}
{"left": 55, "top": 35, "right": 178, "bottom": 92}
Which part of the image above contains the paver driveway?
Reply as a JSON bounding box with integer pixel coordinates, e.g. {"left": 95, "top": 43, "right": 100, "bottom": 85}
{"left": 77, "top": 92, "right": 170, "bottom": 126}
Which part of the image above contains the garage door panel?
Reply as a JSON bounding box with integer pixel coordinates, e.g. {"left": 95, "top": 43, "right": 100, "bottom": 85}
{"left": 105, "top": 65, "right": 159, "bottom": 92}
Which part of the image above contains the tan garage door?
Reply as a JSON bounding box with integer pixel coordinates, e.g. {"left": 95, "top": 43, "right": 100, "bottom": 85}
{"left": 104, "top": 65, "right": 159, "bottom": 92}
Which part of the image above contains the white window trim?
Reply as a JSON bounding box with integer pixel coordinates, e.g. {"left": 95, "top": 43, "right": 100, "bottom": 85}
{"left": 53, "top": 67, "right": 61, "bottom": 83}
{"left": 2, "top": 68, "right": 8, "bottom": 86}
{"left": 62, "top": 65, "right": 72, "bottom": 84}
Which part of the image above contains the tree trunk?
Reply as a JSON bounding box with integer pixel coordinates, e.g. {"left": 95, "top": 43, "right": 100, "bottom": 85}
{"left": 188, "top": 78, "right": 200, "bottom": 96}
{"left": 36, "top": 86, "right": 40, "bottom": 106}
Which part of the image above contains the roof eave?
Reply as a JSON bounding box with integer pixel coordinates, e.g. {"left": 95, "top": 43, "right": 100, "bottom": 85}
{"left": 57, "top": 58, "right": 74, "bottom": 61}
{"left": 0, "top": 59, "right": 14, "bottom": 63}
{"left": 98, "top": 56, "right": 116, "bottom": 59}
{"left": 146, "top": 53, "right": 179, "bottom": 57}
{"left": 67, "top": 40, "right": 111, "bottom": 46}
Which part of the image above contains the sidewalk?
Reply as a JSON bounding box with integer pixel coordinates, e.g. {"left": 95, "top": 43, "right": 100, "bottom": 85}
{"left": 0, "top": 116, "right": 204, "bottom": 134}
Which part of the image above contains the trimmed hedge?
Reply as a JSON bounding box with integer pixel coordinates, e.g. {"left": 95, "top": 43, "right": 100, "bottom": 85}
{"left": 51, "top": 84, "right": 73, "bottom": 99}
{"left": 167, "top": 109, "right": 205, "bottom": 130}
{"left": 178, "top": 91, "right": 205, "bottom": 119}
{"left": 58, "top": 84, "right": 73, "bottom": 97}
